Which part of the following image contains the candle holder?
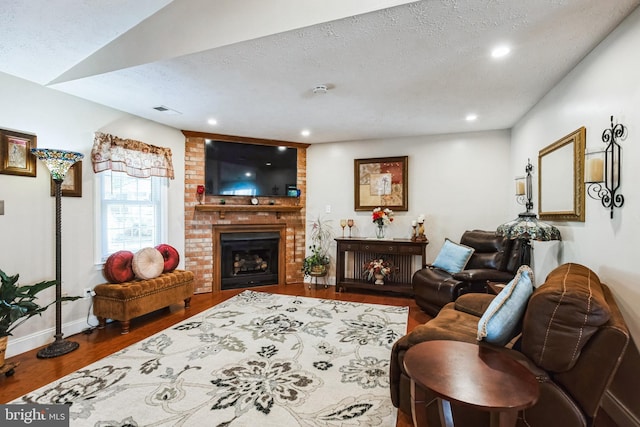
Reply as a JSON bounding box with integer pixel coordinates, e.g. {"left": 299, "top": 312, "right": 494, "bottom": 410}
{"left": 415, "top": 221, "right": 428, "bottom": 243}
{"left": 516, "top": 160, "right": 533, "bottom": 210}
{"left": 585, "top": 115, "right": 625, "bottom": 219}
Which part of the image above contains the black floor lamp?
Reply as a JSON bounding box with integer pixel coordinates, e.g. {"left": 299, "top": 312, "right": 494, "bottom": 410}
{"left": 31, "top": 148, "right": 84, "bottom": 359}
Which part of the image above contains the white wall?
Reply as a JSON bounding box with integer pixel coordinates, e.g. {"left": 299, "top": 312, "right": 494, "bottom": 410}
{"left": 306, "top": 130, "right": 512, "bottom": 281}
{"left": 511, "top": 6, "right": 640, "bottom": 346}
{"left": 0, "top": 72, "right": 185, "bottom": 357}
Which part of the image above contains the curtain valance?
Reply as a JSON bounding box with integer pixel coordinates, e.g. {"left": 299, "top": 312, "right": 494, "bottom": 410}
{"left": 91, "top": 132, "right": 175, "bottom": 179}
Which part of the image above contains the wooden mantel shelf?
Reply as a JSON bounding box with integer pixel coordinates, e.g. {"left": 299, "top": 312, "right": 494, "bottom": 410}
{"left": 194, "top": 204, "right": 302, "bottom": 219}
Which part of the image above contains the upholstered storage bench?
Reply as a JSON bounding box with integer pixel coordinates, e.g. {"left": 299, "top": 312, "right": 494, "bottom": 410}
{"left": 93, "top": 270, "right": 194, "bottom": 334}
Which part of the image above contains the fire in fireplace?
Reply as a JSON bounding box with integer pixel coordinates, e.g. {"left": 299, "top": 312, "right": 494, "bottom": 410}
{"left": 220, "top": 232, "right": 279, "bottom": 289}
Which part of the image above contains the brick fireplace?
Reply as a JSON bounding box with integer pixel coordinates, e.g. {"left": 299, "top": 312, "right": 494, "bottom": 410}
{"left": 217, "top": 226, "right": 283, "bottom": 290}
{"left": 183, "top": 132, "right": 308, "bottom": 293}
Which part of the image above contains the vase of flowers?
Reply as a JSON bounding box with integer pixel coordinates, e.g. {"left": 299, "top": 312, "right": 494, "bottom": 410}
{"left": 196, "top": 184, "right": 205, "bottom": 204}
{"left": 372, "top": 207, "right": 394, "bottom": 239}
{"left": 363, "top": 258, "right": 393, "bottom": 285}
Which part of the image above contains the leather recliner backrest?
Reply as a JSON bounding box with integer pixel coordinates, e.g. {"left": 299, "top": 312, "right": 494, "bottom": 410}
{"left": 504, "top": 238, "right": 525, "bottom": 273}
{"left": 460, "top": 230, "right": 512, "bottom": 271}
{"left": 522, "top": 263, "right": 610, "bottom": 372}
{"left": 521, "top": 263, "right": 629, "bottom": 420}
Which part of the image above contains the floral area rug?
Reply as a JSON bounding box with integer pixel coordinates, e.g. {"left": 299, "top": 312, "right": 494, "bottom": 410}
{"left": 14, "top": 291, "right": 408, "bottom": 426}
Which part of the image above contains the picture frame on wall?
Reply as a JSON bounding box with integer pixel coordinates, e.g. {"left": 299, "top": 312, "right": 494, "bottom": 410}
{"left": 538, "top": 127, "right": 585, "bottom": 222}
{"left": 50, "top": 161, "right": 82, "bottom": 197}
{"left": 0, "top": 129, "right": 37, "bottom": 177}
{"left": 354, "top": 156, "right": 408, "bottom": 211}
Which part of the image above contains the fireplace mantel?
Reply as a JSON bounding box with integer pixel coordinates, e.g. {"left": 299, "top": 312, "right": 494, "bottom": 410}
{"left": 195, "top": 204, "right": 302, "bottom": 219}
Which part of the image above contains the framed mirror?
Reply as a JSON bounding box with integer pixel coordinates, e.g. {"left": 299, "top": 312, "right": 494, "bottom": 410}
{"left": 538, "top": 127, "right": 585, "bottom": 222}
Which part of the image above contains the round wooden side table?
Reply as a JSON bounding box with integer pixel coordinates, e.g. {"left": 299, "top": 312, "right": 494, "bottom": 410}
{"left": 403, "top": 340, "right": 539, "bottom": 427}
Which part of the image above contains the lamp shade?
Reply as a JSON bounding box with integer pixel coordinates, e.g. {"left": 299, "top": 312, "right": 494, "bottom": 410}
{"left": 30, "top": 148, "right": 84, "bottom": 180}
{"left": 496, "top": 212, "right": 561, "bottom": 241}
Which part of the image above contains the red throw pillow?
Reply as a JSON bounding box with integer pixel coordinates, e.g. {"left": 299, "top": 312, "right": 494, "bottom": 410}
{"left": 155, "top": 243, "right": 180, "bottom": 272}
{"left": 103, "top": 250, "right": 135, "bottom": 283}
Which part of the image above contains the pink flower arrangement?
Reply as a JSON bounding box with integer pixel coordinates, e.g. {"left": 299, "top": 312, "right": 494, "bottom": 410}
{"left": 372, "top": 207, "right": 394, "bottom": 226}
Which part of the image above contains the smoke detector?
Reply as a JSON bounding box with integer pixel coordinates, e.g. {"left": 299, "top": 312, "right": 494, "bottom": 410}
{"left": 312, "top": 84, "right": 328, "bottom": 94}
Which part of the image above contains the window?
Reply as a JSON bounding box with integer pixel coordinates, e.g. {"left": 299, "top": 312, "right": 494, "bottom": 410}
{"left": 97, "top": 170, "right": 167, "bottom": 262}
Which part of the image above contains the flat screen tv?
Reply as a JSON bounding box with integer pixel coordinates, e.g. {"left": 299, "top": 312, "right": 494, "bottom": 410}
{"left": 204, "top": 140, "right": 298, "bottom": 197}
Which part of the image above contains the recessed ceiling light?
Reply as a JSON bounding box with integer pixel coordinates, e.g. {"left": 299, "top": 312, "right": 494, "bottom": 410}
{"left": 466, "top": 114, "right": 478, "bottom": 121}
{"left": 207, "top": 118, "right": 218, "bottom": 126}
{"left": 491, "top": 45, "right": 510, "bottom": 59}
{"left": 301, "top": 129, "right": 311, "bottom": 137}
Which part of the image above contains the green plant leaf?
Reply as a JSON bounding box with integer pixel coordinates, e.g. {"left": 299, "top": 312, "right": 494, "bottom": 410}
{"left": 0, "top": 268, "right": 78, "bottom": 337}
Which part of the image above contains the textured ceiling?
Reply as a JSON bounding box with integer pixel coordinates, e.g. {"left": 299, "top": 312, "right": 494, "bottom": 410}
{"left": 1, "top": 0, "right": 638, "bottom": 143}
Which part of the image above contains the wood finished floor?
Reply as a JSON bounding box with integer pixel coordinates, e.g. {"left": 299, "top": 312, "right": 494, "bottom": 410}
{"left": 0, "top": 284, "right": 618, "bottom": 427}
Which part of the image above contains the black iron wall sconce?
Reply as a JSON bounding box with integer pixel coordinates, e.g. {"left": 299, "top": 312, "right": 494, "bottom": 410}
{"left": 514, "top": 159, "right": 533, "bottom": 212}
{"left": 585, "top": 116, "right": 625, "bottom": 219}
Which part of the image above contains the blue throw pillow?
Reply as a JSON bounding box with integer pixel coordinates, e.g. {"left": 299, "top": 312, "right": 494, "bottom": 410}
{"left": 477, "top": 265, "right": 534, "bottom": 346}
{"left": 432, "top": 238, "right": 475, "bottom": 274}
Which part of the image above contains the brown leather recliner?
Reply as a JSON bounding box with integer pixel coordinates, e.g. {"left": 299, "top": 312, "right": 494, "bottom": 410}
{"left": 390, "top": 263, "right": 630, "bottom": 427}
{"left": 412, "top": 230, "right": 526, "bottom": 316}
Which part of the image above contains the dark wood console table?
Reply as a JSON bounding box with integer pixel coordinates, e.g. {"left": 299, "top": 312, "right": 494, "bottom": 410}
{"left": 335, "top": 237, "right": 427, "bottom": 295}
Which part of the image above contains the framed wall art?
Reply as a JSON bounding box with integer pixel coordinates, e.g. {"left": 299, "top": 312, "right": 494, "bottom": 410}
{"left": 538, "top": 127, "right": 585, "bottom": 222}
{"left": 51, "top": 161, "right": 82, "bottom": 197}
{"left": 354, "top": 156, "right": 408, "bottom": 211}
{"left": 0, "top": 129, "right": 37, "bottom": 177}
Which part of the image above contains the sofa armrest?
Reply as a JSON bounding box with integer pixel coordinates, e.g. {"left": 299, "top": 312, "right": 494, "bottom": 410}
{"left": 412, "top": 267, "right": 467, "bottom": 316}
{"left": 452, "top": 269, "right": 515, "bottom": 283}
{"left": 454, "top": 293, "right": 496, "bottom": 317}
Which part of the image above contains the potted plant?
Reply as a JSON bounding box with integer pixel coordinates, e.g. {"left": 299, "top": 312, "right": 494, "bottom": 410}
{"left": 302, "top": 217, "right": 333, "bottom": 278}
{"left": 302, "top": 244, "right": 331, "bottom": 277}
{"left": 0, "top": 269, "right": 79, "bottom": 366}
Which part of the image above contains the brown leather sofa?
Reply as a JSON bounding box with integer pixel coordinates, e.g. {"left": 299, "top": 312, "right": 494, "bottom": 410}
{"left": 391, "top": 263, "right": 629, "bottom": 427}
{"left": 413, "top": 230, "right": 526, "bottom": 316}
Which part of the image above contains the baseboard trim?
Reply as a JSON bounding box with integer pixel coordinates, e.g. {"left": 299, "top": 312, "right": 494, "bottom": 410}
{"left": 6, "top": 316, "right": 97, "bottom": 358}
{"left": 602, "top": 390, "right": 640, "bottom": 427}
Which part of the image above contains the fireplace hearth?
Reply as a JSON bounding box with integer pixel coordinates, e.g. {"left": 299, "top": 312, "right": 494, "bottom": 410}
{"left": 220, "top": 232, "right": 279, "bottom": 289}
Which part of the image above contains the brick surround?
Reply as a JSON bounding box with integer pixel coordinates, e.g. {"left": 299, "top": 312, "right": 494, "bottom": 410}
{"left": 183, "top": 132, "right": 308, "bottom": 293}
